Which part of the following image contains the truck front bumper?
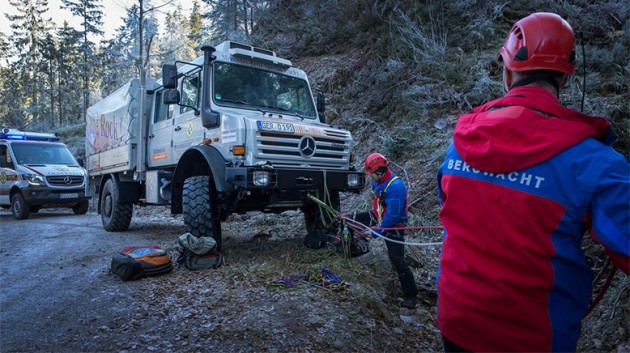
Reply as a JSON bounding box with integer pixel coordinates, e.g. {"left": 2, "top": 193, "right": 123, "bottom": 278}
{"left": 226, "top": 167, "right": 364, "bottom": 193}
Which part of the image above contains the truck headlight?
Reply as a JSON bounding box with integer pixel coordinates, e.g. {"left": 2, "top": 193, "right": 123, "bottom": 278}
{"left": 347, "top": 173, "right": 361, "bottom": 187}
{"left": 253, "top": 171, "right": 270, "bottom": 186}
{"left": 24, "top": 174, "right": 45, "bottom": 185}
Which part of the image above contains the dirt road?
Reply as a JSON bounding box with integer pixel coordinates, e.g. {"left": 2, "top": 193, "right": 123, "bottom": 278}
{"left": 0, "top": 210, "right": 184, "bottom": 352}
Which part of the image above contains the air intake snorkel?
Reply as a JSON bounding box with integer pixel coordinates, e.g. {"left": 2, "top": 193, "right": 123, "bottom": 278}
{"left": 200, "top": 45, "right": 221, "bottom": 129}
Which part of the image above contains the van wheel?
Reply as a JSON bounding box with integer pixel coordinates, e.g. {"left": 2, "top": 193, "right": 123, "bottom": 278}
{"left": 73, "top": 200, "right": 89, "bottom": 215}
{"left": 11, "top": 193, "right": 30, "bottom": 220}
{"left": 183, "top": 176, "right": 222, "bottom": 251}
{"left": 100, "top": 179, "right": 132, "bottom": 231}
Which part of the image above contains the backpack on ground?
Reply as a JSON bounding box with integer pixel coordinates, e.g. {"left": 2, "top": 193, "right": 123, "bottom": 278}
{"left": 177, "top": 233, "right": 223, "bottom": 270}
{"left": 111, "top": 246, "right": 173, "bottom": 281}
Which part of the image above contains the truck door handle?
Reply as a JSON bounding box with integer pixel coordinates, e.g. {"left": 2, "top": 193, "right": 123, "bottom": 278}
{"left": 148, "top": 134, "right": 154, "bottom": 139}
{"left": 174, "top": 126, "right": 182, "bottom": 132}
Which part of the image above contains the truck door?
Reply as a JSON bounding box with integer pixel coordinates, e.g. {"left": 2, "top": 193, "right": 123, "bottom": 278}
{"left": 147, "top": 89, "right": 175, "bottom": 167}
{"left": 172, "top": 70, "right": 204, "bottom": 161}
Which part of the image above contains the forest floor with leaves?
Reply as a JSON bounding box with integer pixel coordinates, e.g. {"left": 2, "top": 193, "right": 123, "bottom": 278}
{"left": 128, "top": 206, "right": 629, "bottom": 353}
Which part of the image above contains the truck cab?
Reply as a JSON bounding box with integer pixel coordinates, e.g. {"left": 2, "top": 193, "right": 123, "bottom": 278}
{"left": 86, "top": 41, "right": 364, "bottom": 250}
{"left": 0, "top": 128, "right": 90, "bottom": 219}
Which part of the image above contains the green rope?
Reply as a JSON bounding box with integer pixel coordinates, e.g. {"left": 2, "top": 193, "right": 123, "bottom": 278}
{"left": 308, "top": 194, "right": 339, "bottom": 215}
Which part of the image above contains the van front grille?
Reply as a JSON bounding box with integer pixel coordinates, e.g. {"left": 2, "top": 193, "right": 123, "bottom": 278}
{"left": 47, "top": 175, "right": 84, "bottom": 187}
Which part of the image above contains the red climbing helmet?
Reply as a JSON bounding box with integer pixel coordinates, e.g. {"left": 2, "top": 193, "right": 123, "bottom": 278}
{"left": 498, "top": 12, "right": 576, "bottom": 75}
{"left": 365, "top": 153, "right": 388, "bottom": 173}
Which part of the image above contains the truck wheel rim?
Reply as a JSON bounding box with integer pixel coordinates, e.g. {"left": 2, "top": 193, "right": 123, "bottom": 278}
{"left": 103, "top": 195, "right": 112, "bottom": 217}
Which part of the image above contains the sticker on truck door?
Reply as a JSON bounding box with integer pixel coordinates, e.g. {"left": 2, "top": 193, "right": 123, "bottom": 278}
{"left": 257, "top": 121, "right": 295, "bottom": 134}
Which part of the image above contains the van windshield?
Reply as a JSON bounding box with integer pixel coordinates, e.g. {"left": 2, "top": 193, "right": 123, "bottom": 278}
{"left": 11, "top": 143, "right": 78, "bottom": 165}
{"left": 213, "top": 62, "right": 317, "bottom": 119}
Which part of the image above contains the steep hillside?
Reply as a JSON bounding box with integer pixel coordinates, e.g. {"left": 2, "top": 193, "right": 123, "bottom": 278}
{"left": 283, "top": 2, "right": 629, "bottom": 350}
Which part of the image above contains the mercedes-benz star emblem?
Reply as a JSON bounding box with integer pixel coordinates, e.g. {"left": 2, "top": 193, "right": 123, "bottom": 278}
{"left": 63, "top": 176, "right": 72, "bottom": 184}
{"left": 299, "top": 136, "right": 316, "bottom": 157}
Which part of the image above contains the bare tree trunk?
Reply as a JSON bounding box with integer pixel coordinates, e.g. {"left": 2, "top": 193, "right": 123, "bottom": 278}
{"left": 243, "top": 0, "right": 248, "bottom": 35}
{"left": 58, "top": 69, "right": 63, "bottom": 126}
{"left": 48, "top": 68, "right": 55, "bottom": 128}
{"left": 233, "top": 0, "right": 238, "bottom": 33}
{"left": 250, "top": 3, "right": 254, "bottom": 34}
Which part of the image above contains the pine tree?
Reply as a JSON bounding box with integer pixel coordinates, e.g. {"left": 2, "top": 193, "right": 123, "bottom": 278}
{"left": 61, "top": 0, "right": 104, "bottom": 124}
{"left": 160, "top": 5, "right": 187, "bottom": 63}
{"left": 202, "top": 0, "right": 265, "bottom": 43}
{"left": 5, "top": 0, "right": 53, "bottom": 127}
{"left": 56, "top": 22, "right": 83, "bottom": 126}
{"left": 186, "top": 1, "right": 204, "bottom": 56}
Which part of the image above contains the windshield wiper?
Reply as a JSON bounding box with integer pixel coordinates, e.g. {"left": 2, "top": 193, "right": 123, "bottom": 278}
{"left": 220, "top": 98, "right": 267, "bottom": 115}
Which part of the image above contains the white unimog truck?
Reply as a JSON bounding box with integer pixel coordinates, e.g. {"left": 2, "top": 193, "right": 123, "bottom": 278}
{"left": 86, "top": 41, "right": 364, "bottom": 249}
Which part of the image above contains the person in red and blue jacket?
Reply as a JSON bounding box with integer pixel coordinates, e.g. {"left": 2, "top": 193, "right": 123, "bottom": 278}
{"left": 436, "top": 12, "right": 629, "bottom": 353}
{"left": 348, "top": 153, "right": 418, "bottom": 308}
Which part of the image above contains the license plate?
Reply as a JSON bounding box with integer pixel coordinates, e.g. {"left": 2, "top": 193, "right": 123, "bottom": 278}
{"left": 257, "top": 121, "right": 295, "bottom": 133}
{"left": 59, "top": 193, "right": 78, "bottom": 199}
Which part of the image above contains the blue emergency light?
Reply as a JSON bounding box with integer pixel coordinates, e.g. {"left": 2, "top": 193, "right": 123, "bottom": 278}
{"left": 0, "top": 128, "right": 60, "bottom": 142}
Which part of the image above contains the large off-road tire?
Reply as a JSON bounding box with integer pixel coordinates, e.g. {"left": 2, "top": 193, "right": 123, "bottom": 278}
{"left": 183, "top": 175, "right": 222, "bottom": 251}
{"left": 72, "top": 200, "right": 89, "bottom": 215}
{"left": 100, "top": 179, "right": 132, "bottom": 231}
{"left": 11, "top": 193, "right": 30, "bottom": 220}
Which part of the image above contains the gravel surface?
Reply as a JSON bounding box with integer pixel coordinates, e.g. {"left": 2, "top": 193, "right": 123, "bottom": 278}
{"left": 0, "top": 207, "right": 627, "bottom": 352}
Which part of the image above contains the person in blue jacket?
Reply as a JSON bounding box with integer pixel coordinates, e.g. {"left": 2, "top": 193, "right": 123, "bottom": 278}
{"left": 348, "top": 152, "right": 418, "bottom": 309}
{"left": 436, "top": 12, "right": 629, "bottom": 352}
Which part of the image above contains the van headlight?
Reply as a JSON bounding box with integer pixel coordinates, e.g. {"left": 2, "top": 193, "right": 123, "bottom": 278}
{"left": 347, "top": 173, "right": 361, "bottom": 187}
{"left": 24, "top": 174, "right": 45, "bottom": 185}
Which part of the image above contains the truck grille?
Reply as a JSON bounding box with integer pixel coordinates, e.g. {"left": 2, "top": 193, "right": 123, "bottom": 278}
{"left": 47, "top": 175, "right": 84, "bottom": 187}
{"left": 255, "top": 129, "right": 351, "bottom": 168}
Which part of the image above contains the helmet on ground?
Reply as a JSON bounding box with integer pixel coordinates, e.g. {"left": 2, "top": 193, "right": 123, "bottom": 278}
{"left": 498, "top": 12, "right": 576, "bottom": 75}
{"left": 365, "top": 153, "right": 388, "bottom": 173}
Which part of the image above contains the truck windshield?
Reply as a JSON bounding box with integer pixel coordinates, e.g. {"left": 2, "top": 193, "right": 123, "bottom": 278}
{"left": 213, "top": 62, "right": 317, "bottom": 119}
{"left": 12, "top": 143, "right": 78, "bottom": 165}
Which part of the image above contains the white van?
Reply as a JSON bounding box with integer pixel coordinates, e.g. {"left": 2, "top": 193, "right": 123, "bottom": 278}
{"left": 0, "top": 128, "right": 90, "bottom": 219}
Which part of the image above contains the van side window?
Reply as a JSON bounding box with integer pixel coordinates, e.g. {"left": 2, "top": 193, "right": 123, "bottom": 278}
{"left": 0, "top": 145, "right": 13, "bottom": 168}
{"left": 181, "top": 71, "right": 201, "bottom": 114}
{"left": 154, "top": 90, "right": 173, "bottom": 123}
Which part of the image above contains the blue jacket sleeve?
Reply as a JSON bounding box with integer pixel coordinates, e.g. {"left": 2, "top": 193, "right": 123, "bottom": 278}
{"left": 589, "top": 150, "right": 630, "bottom": 274}
{"left": 379, "top": 179, "right": 407, "bottom": 230}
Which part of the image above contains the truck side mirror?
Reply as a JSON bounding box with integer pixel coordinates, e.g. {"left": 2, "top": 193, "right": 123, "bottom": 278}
{"left": 316, "top": 91, "right": 326, "bottom": 123}
{"left": 162, "top": 64, "right": 179, "bottom": 89}
{"left": 163, "top": 89, "right": 180, "bottom": 105}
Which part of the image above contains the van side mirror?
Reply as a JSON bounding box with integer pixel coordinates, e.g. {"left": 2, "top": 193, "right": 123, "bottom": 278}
{"left": 162, "top": 64, "right": 179, "bottom": 89}
{"left": 163, "top": 89, "right": 180, "bottom": 105}
{"left": 77, "top": 158, "right": 84, "bottom": 167}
